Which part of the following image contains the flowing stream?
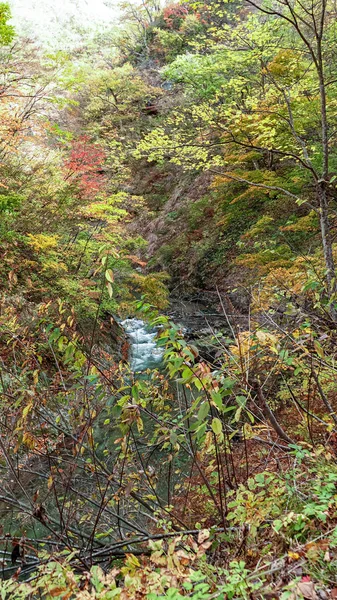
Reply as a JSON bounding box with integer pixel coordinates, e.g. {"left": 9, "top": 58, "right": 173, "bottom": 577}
{"left": 121, "top": 318, "right": 163, "bottom": 372}
{"left": 121, "top": 301, "right": 233, "bottom": 372}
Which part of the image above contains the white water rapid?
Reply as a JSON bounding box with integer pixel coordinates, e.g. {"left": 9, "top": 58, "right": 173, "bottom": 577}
{"left": 121, "top": 318, "right": 163, "bottom": 372}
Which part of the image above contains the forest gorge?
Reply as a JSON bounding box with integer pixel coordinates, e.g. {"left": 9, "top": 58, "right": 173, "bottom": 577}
{"left": 2, "top": 0, "right": 337, "bottom": 597}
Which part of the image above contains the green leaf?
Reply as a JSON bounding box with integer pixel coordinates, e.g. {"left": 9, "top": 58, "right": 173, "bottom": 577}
{"left": 131, "top": 385, "right": 139, "bottom": 401}
{"left": 197, "top": 402, "right": 210, "bottom": 422}
{"left": 170, "top": 430, "right": 178, "bottom": 445}
{"left": 211, "top": 418, "right": 222, "bottom": 435}
{"left": 235, "top": 395, "right": 247, "bottom": 406}
{"left": 211, "top": 392, "right": 224, "bottom": 411}
{"left": 273, "top": 519, "right": 283, "bottom": 532}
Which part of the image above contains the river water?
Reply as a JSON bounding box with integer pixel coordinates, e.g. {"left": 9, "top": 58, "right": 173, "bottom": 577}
{"left": 121, "top": 318, "right": 163, "bottom": 372}
{"left": 121, "top": 301, "right": 231, "bottom": 372}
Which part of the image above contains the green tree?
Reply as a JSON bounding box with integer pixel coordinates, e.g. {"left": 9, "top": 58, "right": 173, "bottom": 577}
{"left": 137, "top": 0, "right": 337, "bottom": 318}
{"left": 0, "top": 3, "right": 14, "bottom": 45}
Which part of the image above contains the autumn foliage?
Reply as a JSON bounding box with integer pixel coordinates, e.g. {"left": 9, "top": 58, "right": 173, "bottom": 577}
{"left": 2, "top": 0, "right": 337, "bottom": 598}
{"left": 64, "top": 135, "right": 107, "bottom": 199}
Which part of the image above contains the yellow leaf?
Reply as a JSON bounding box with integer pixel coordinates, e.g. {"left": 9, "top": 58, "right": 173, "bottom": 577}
{"left": 314, "top": 340, "right": 324, "bottom": 358}
{"left": 288, "top": 551, "right": 300, "bottom": 561}
{"left": 23, "top": 432, "right": 35, "bottom": 449}
{"left": 106, "top": 281, "right": 113, "bottom": 298}
{"left": 22, "top": 403, "right": 33, "bottom": 419}
{"left": 105, "top": 268, "right": 114, "bottom": 283}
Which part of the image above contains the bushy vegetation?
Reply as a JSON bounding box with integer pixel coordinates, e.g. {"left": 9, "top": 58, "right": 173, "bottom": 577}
{"left": 2, "top": 0, "right": 337, "bottom": 598}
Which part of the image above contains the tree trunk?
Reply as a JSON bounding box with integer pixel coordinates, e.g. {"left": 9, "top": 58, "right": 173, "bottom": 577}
{"left": 317, "top": 181, "right": 337, "bottom": 320}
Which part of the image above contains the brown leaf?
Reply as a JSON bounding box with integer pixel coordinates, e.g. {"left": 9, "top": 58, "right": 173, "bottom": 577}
{"left": 297, "top": 582, "right": 318, "bottom": 600}
{"left": 199, "top": 540, "right": 212, "bottom": 553}
{"left": 125, "top": 255, "right": 147, "bottom": 267}
{"left": 49, "top": 588, "right": 67, "bottom": 597}
{"left": 33, "top": 504, "right": 47, "bottom": 523}
{"left": 124, "top": 480, "right": 134, "bottom": 498}
{"left": 12, "top": 567, "right": 21, "bottom": 580}
{"left": 8, "top": 271, "right": 18, "bottom": 285}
